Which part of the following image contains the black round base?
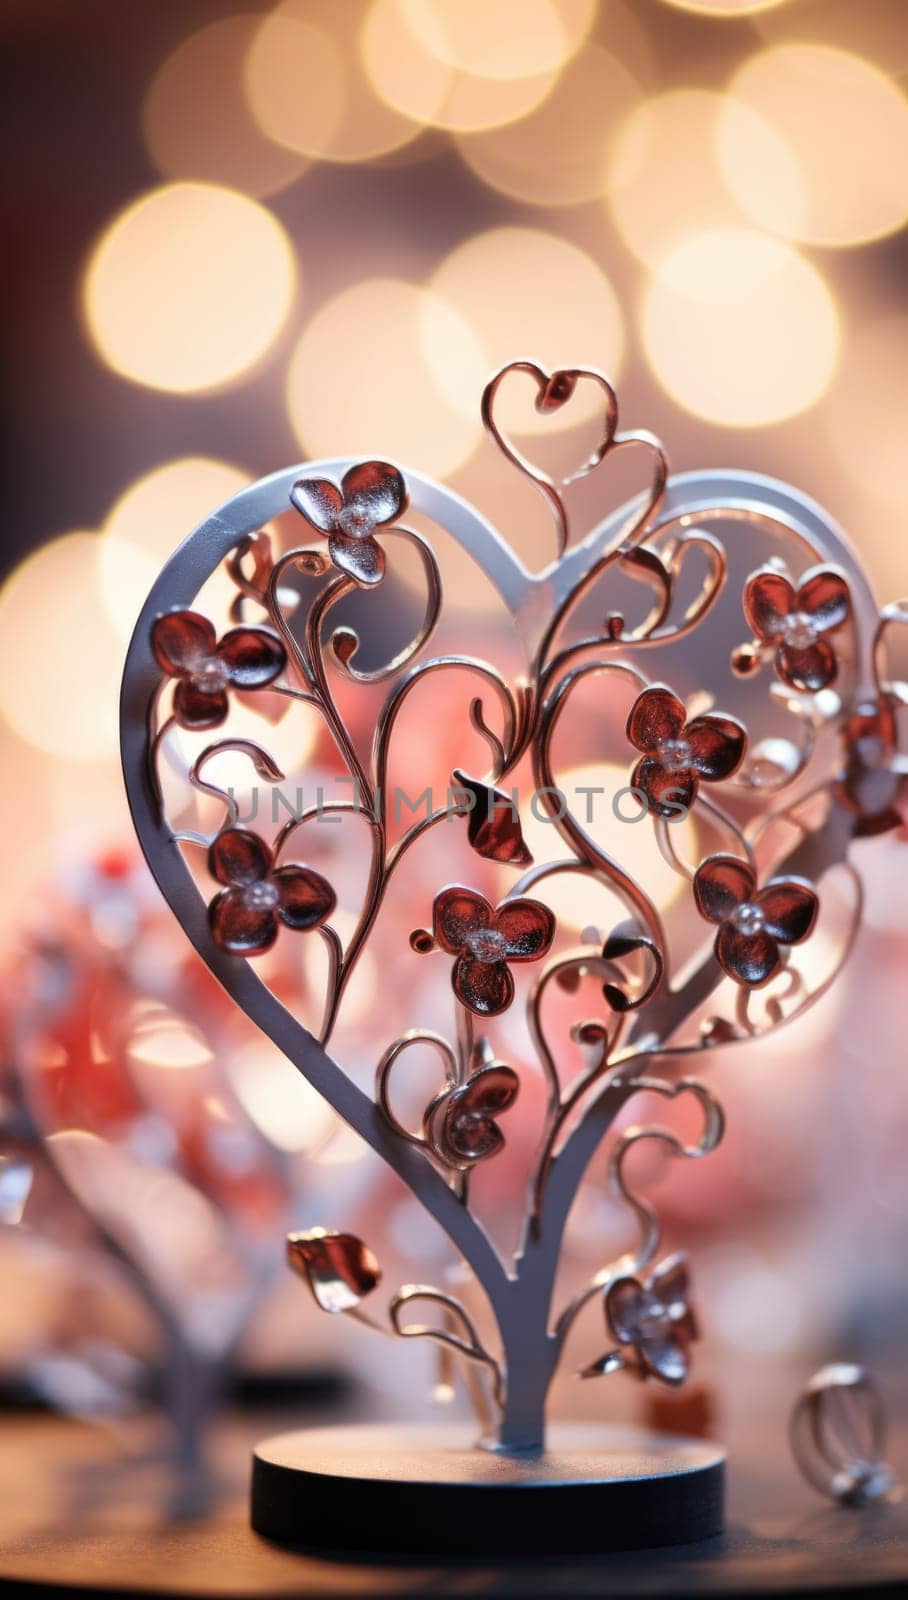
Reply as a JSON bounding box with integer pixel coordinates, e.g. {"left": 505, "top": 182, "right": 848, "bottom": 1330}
{"left": 251, "top": 1422, "right": 725, "bottom": 1556}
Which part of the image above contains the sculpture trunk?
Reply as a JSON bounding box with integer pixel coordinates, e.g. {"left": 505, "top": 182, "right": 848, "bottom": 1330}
{"left": 487, "top": 1259, "right": 561, "bottom": 1454}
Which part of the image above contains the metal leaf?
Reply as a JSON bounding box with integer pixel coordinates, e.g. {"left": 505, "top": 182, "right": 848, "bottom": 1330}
{"left": 286, "top": 1228, "right": 381, "bottom": 1314}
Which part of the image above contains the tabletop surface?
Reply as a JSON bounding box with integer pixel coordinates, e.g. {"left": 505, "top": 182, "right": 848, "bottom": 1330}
{"left": 1, "top": 1410, "right": 907, "bottom": 1599}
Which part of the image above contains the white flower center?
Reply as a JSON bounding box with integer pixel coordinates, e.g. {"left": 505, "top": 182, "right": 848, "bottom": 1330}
{"left": 191, "top": 657, "right": 231, "bottom": 695}
{"left": 336, "top": 504, "right": 376, "bottom": 540}
{"left": 660, "top": 738, "right": 691, "bottom": 772}
{"left": 782, "top": 611, "right": 817, "bottom": 651}
{"left": 241, "top": 881, "right": 279, "bottom": 911}
{"left": 465, "top": 927, "right": 507, "bottom": 964}
{"left": 636, "top": 1291, "right": 671, "bottom": 1342}
{"left": 730, "top": 901, "right": 765, "bottom": 938}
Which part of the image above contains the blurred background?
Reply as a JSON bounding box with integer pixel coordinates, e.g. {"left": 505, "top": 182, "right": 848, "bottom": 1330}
{"left": 1, "top": 0, "right": 907, "bottom": 1487}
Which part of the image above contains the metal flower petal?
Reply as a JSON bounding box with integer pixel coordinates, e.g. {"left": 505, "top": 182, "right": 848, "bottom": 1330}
{"left": 640, "top": 1336, "right": 689, "bottom": 1385}
{"left": 602, "top": 1254, "right": 697, "bottom": 1388}
{"left": 685, "top": 715, "right": 746, "bottom": 781}
{"left": 755, "top": 878, "right": 818, "bottom": 944}
{"left": 341, "top": 460, "right": 407, "bottom": 527}
{"left": 217, "top": 626, "right": 286, "bottom": 687}
{"left": 434, "top": 1063, "right": 520, "bottom": 1165}
{"left": 495, "top": 898, "right": 556, "bottom": 962}
{"left": 452, "top": 954, "right": 514, "bottom": 1017}
{"left": 650, "top": 1253, "right": 693, "bottom": 1322}
{"left": 327, "top": 530, "right": 385, "bottom": 587}
{"left": 605, "top": 1276, "right": 648, "bottom": 1345}
{"left": 777, "top": 637, "right": 837, "bottom": 692}
{"left": 208, "top": 888, "right": 278, "bottom": 956}
{"left": 432, "top": 887, "right": 493, "bottom": 953}
{"left": 627, "top": 685, "right": 686, "bottom": 752}
{"left": 631, "top": 757, "right": 695, "bottom": 819}
{"left": 799, "top": 567, "right": 851, "bottom": 634}
{"left": 209, "top": 825, "right": 273, "bottom": 889}
{"left": 286, "top": 1228, "right": 382, "bottom": 1314}
{"left": 209, "top": 827, "right": 272, "bottom": 887}
{"left": 743, "top": 569, "right": 797, "bottom": 643}
{"left": 693, "top": 854, "right": 756, "bottom": 924}
{"left": 289, "top": 477, "right": 344, "bottom": 532}
{"left": 273, "top": 864, "right": 336, "bottom": 931}
{"left": 172, "top": 679, "right": 229, "bottom": 731}
{"left": 716, "top": 924, "right": 780, "bottom": 987}
{"left": 151, "top": 609, "right": 217, "bottom": 675}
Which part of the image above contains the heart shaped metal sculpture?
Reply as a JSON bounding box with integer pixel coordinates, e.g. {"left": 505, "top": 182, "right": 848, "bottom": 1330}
{"left": 121, "top": 359, "right": 906, "bottom": 1469}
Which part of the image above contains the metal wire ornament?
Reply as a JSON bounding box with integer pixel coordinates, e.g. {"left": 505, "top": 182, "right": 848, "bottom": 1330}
{"left": 790, "top": 1366, "right": 901, "bottom": 1506}
{"left": 121, "top": 357, "right": 907, "bottom": 1454}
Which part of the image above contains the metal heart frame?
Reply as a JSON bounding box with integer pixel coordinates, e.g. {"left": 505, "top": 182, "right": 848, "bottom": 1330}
{"left": 120, "top": 364, "right": 904, "bottom": 1453}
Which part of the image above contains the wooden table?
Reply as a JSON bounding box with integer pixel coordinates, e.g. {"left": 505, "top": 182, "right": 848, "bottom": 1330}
{"left": 1, "top": 1410, "right": 906, "bottom": 1598}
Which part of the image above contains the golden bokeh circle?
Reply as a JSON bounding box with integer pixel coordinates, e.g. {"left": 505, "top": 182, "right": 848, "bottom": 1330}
{"left": 429, "top": 227, "right": 624, "bottom": 434}
{"left": 0, "top": 534, "right": 125, "bottom": 761}
{"left": 285, "top": 278, "right": 486, "bottom": 477}
{"left": 608, "top": 89, "right": 790, "bottom": 270}
{"left": 83, "top": 183, "right": 296, "bottom": 393}
{"left": 724, "top": 45, "right": 908, "bottom": 247}
{"left": 361, "top": 0, "right": 562, "bottom": 132}
{"left": 143, "top": 15, "right": 309, "bottom": 196}
{"left": 654, "top": 0, "right": 788, "bottom": 13}
{"left": 642, "top": 227, "right": 839, "bottom": 428}
{"left": 457, "top": 44, "right": 644, "bottom": 208}
{"left": 246, "top": 0, "right": 423, "bottom": 162}
{"left": 823, "top": 314, "right": 908, "bottom": 513}
{"left": 99, "top": 457, "right": 251, "bottom": 639}
{"left": 397, "top": 0, "right": 594, "bottom": 81}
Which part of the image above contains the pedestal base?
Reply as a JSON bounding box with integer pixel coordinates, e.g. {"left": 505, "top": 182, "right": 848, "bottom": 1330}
{"left": 251, "top": 1421, "right": 725, "bottom": 1556}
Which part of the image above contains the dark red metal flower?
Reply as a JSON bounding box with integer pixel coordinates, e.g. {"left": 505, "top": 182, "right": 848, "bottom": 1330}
{"left": 290, "top": 460, "right": 407, "bottom": 587}
{"left": 431, "top": 886, "right": 555, "bottom": 1016}
{"left": 151, "top": 609, "right": 285, "bottom": 731}
{"left": 743, "top": 564, "right": 851, "bottom": 692}
{"left": 626, "top": 685, "right": 746, "bottom": 818}
{"left": 693, "top": 852, "right": 818, "bottom": 988}
{"left": 207, "top": 827, "right": 335, "bottom": 956}
{"left": 603, "top": 1255, "right": 697, "bottom": 1386}
{"left": 424, "top": 1060, "right": 520, "bottom": 1169}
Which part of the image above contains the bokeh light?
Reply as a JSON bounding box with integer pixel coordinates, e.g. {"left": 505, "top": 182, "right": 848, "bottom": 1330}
{"left": 229, "top": 1039, "right": 338, "bottom": 1153}
{"left": 457, "top": 44, "right": 643, "bottom": 208}
{"left": 246, "top": 0, "right": 422, "bottom": 163}
{"left": 517, "top": 763, "right": 691, "bottom": 928}
{"left": 285, "top": 277, "right": 485, "bottom": 476}
{"left": 823, "top": 314, "right": 908, "bottom": 513}
{"left": 142, "top": 15, "right": 309, "bottom": 196}
{"left": 82, "top": 182, "right": 296, "bottom": 393}
{"left": 656, "top": 0, "right": 787, "bottom": 13}
{"left": 608, "top": 89, "right": 790, "bottom": 270}
{"left": 642, "top": 227, "right": 839, "bottom": 428}
{"left": 754, "top": 0, "right": 908, "bottom": 79}
{"left": 0, "top": 534, "right": 124, "bottom": 761}
{"left": 724, "top": 45, "right": 908, "bottom": 248}
{"left": 362, "top": 0, "right": 561, "bottom": 132}
{"left": 398, "top": 0, "right": 594, "bottom": 80}
{"left": 127, "top": 1005, "right": 214, "bottom": 1072}
{"left": 99, "top": 457, "right": 250, "bottom": 638}
{"left": 429, "top": 227, "right": 624, "bottom": 433}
